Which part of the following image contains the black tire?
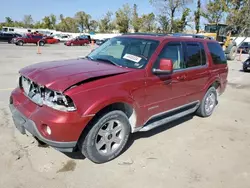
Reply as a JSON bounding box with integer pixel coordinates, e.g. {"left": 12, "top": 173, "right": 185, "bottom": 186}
{"left": 243, "top": 67, "right": 249, "bottom": 72}
{"left": 196, "top": 87, "right": 217, "bottom": 117}
{"left": 17, "top": 40, "right": 24, "bottom": 46}
{"left": 79, "top": 110, "right": 131, "bottom": 164}
{"left": 39, "top": 41, "right": 45, "bottom": 46}
{"left": 227, "top": 46, "right": 237, "bottom": 60}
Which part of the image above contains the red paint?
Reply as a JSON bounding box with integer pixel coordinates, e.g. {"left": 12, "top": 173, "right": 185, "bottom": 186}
{"left": 10, "top": 35, "right": 228, "bottom": 143}
{"left": 64, "top": 38, "right": 90, "bottom": 46}
{"left": 44, "top": 36, "right": 59, "bottom": 44}
{"left": 159, "top": 59, "right": 173, "bottom": 71}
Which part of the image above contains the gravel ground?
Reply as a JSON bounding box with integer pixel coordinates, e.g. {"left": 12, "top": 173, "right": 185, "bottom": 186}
{"left": 0, "top": 42, "right": 250, "bottom": 188}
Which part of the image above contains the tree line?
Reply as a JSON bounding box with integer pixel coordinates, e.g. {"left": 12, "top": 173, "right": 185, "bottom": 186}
{"left": 1, "top": 0, "right": 250, "bottom": 34}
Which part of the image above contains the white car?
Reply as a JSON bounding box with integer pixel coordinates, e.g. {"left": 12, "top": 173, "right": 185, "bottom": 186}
{"left": 53, "top": 34, "right": 74, "bottom": 42}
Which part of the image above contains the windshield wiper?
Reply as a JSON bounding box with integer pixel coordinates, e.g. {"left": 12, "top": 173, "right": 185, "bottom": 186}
{"left": 95, "top": 58, "right": 119, "bottom": 66}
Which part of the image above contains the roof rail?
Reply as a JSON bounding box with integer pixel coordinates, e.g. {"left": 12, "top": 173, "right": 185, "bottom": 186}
{"left": 121, "top": 32, "right": 214, "bottom": 40}
{"left": 122, "top": 32, "right": 169, "bottom": 36}
{"left": 170, "top": 33, "right": 214, "bottom": 40}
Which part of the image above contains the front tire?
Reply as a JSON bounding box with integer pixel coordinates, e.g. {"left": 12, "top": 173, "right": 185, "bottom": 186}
{"left": 17, "top": 40, "right": 24, "bottom": 46}
{"left": 79, "top": 110, "right": 131, "bottom": 164}
{"left": 196, "top": 87, "right": 217, "bottom": 117}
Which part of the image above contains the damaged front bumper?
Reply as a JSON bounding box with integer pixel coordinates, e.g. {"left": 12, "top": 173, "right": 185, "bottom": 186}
{"left": 9, "top": 104, "right": 77, "bottom": 152}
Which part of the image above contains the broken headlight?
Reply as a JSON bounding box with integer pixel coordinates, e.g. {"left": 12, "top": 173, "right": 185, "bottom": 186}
{"left": 42, "top": 88, "right": 76, "bottom": 112}
{"left": 20, "top": 76, "right": 76, "bottom": 112}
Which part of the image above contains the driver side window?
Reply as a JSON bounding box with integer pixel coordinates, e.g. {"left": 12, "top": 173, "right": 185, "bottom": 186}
{"left": 154, "top": 42, "right": 185, "bottom": 70}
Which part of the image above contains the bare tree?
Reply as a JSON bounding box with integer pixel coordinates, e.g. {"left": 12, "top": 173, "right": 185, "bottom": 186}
{"left": 150, "top": 0, "right": 191, "bottom": 32}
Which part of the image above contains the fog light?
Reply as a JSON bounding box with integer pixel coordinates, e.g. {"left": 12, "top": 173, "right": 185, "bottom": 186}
{"left": 46, "top": 125, "right": 52, "bottom": 135}
{"left": 42, "top": 124, "right": 52, "bottom": 135}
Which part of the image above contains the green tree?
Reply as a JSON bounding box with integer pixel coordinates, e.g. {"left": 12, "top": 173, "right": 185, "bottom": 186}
{"left": 75, "top": 11, "right": 92, "bottom": 32}
{"left": 194, "top": 0, "right": 201, "bottom": 33}
{"left": 14, "top": 21, "right": 24, "bottom": 27}
{"left": 158, "top": 15, "right": 169, "bottom": 32}
{"left": 42, "top": 16, "right": 52, "bottom": 29}
{"left": 33, "top": 21, "right": 43, "bottom": 29}
{"left": 5, "top": 17, "right": 14, "bottom": 27}
{"left": 50, "top": 14, "right": 57, "bottom": 29}
{"left": 226, "top": 0, "right": 250, "bottom": 31}
{"left": 89, "top": 20, "right": 98, "bottom": 31}
{"left": 115, "top": 4, "right": 131, "bottom": 33}
{"left": 99, "top": 11, "right": 113, "bottom": 33}
{"left": 58, "top": 17, "right": 79, "bottom": 32}
{"left": 150, "top": 0, "right": 191, "bottom": 32}
{"left": 201, "top": 0, "right": 228, "bottom": 24}
{"left": 131, "top": 4, "right": 141, "bottom": 32}
{"left": 141, "top": 13, "right": 156, "bottom": 32}
{"left": 57, "top": 14, "right": 67, "bottom": 31}
{"left": 23, "top": 15, "right": 33, "bottom": 28}
{"left": 173, "top": 8, "right": 191, "bottom": 32}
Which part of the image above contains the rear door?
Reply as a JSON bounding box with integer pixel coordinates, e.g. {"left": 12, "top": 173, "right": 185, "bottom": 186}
{"left": 181, "top": 41, "right": 210, "bottom": 103}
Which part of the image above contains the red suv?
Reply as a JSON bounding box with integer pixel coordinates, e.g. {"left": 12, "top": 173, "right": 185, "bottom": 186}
{"left": 64, "top": 35, "right": 91, "bottom": 46}
{"left": 9, "top": 34, "right": 228, "bottom": 163}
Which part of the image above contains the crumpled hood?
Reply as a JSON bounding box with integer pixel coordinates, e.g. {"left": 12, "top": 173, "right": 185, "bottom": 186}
{"left": 19, "top": 58, "right": 133, "bottom": 92}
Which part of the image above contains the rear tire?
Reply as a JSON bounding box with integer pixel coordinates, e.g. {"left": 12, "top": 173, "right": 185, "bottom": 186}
{"left": 196, "top": 87, "right": 217, "bottom": 117}
{"left": 79, "top": 110, "right": 131, "bottom": 164}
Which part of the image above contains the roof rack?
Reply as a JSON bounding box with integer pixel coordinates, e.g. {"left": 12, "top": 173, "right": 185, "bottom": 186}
{"left": 122, "top": 32, "right": 214, "bottom": 40}
{"left": 170, "top": 33, "right": 214, "bottom": 40}
{"left": 122, "top": 32, "right": 170, "bottom": 36}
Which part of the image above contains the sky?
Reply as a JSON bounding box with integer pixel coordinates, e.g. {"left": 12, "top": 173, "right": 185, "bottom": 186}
{"left": 1, "top": 0, "right": 155, "bottom": 22}
{"left": 0, "top": 0, "right": 206, "bottom": 29}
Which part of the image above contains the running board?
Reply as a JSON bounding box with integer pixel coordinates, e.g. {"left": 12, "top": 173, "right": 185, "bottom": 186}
{"left": 139, "top": 104, "right": 199, "bottom": 132}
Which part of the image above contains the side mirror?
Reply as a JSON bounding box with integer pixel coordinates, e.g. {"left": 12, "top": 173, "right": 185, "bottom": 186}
{"left": 153, "top": 58, "right": 173, "bottom": 74}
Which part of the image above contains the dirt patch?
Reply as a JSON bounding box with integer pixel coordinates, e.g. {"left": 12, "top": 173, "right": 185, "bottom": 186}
{"left": 57, "top": 160, "right": 76, "bottom": 173}
{"left": 227, "top": 82, "right": 250, "bottom": 90}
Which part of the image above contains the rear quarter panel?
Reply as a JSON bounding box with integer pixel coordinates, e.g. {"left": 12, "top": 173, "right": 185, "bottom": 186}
{"left": 204, "top": 41, "right": 228, "bottom": 94}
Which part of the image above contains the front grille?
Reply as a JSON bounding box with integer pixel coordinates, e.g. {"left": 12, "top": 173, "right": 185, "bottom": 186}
{"left": 20, "top": 76, "right": 43, "bottom": 105}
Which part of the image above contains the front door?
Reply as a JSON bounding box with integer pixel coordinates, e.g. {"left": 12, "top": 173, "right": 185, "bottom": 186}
{"left": 145, "top": 41, "right": 188, "bottom": 120}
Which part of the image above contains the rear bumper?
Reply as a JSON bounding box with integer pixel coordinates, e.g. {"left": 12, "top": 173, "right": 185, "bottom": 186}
{"left": 9, "top": 104, "right": 77, "bottom": 152}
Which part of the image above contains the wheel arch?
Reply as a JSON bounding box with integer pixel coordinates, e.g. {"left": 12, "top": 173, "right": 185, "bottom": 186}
{"left": 76, "top": 101, "right": 138, "bottom": 148}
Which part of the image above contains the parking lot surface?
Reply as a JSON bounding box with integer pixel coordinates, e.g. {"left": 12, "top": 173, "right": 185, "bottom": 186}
{"left": 0, "top": 43, "right": 250, "bottom": 188}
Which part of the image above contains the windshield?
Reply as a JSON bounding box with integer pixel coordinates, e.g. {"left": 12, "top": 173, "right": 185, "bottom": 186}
{"left": 87, "top": 37, "right": 159, "bottom": 69}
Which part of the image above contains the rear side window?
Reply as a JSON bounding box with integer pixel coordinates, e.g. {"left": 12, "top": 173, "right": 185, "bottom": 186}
{"left": 207, "top": 42, "right": 227, "bottom": 64}
{"left": 185, "top": 42, "right": 206, "bottom": 68}
{"left": 3, "top": 33, "right": 13, "bottom": 37}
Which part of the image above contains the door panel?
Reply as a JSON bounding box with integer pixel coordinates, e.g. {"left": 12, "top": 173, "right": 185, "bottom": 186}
{"left": 182, "top": 42, "right": 210, "bottom": 103}
{"left": 145, "top": 41, "right": 188, "bottom": 121}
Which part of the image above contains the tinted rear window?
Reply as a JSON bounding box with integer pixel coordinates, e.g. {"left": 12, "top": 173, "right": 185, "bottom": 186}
{"left": 4, "top": 33, "right": 13, "bottom": 37}
{"left": 207, "top": 42, "right": 227, "bottom": 64}
{"left": 185, "top": 42, "right": 206, "bottom": 68}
